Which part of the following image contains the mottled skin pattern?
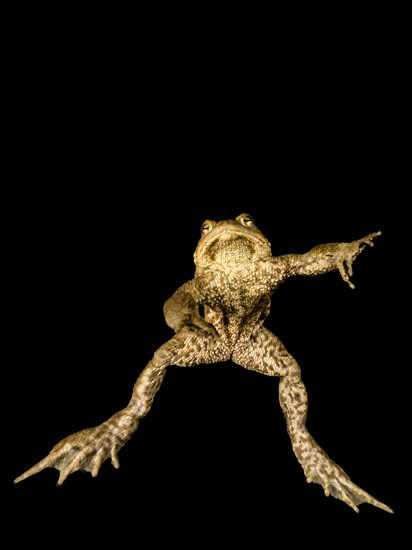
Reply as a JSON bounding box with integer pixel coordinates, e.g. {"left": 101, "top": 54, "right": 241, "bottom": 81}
{"left": 14, "top": 214, "right": 392, "bottom": 513}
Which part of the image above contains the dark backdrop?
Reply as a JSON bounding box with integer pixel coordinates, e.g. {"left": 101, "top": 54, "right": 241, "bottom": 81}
{"left": 3, "top": 11, "right": 406, "bottom": 547}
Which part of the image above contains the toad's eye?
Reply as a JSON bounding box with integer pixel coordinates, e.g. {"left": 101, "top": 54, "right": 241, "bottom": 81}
{"left": 236, "top": 213, "right": 256, "bottom": 228}
{"left": 200, "top": 220, "right": 216, "bottom": 235}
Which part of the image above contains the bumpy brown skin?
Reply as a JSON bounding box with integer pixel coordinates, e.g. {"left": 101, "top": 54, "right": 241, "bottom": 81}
{"left": 14, "top": 214, "right": 392, "bottom": 513}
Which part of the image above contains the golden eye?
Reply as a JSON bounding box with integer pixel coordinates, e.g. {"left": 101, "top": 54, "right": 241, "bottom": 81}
{"left": 236, "top": 213, "right": 256, "bottom": 228}
{"left": 200, "top": 220, "right": 216, "bottom": 235}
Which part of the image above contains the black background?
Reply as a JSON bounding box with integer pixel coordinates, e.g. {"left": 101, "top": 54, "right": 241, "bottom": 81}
{"left": 3, "top": 8, "right": 407, "bottom": 547}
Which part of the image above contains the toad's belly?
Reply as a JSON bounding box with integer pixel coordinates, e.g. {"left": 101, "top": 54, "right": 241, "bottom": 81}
{"left": 198, "top": 264, "right": 274, "bottom": 315}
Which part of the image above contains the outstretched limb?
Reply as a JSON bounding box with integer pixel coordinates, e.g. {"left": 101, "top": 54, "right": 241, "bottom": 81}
{"left": 233, "top": 327, "right": 393, "bottom": 513}
{"left": 14, "top": 360, "right": 166, "bottom": 485}
{"left": 278, "top": 231, "right": 382, "bottom": 289}
{"left": 279, "top": 373, "right": 393, "bottom": 513}
{"left": 14, "top": 325, "right": 228, "bottom": 485}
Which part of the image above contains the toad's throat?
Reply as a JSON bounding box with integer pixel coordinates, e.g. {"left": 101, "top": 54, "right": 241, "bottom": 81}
{"left": 206, "top": 236, "right": 255, "bottom": 263}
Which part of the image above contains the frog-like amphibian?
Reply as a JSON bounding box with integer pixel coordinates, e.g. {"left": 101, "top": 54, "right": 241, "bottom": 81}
{"left": 14, "top": 214, "right": 392, "bottom": 513}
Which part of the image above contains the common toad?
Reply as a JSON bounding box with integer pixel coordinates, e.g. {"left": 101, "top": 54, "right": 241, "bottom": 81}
{"left": 14, "top": 214, "right": 392, "bottom": 513}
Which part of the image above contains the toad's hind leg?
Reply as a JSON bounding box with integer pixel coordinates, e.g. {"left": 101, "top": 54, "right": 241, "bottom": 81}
{"left": 233, "top": 327, "right": 393, "bottom": 513}
{"left": 278, "top": 374, "right": 393, "bottom": 513}
{"left": 14, "top": 327, "right": 229, "bottom": 485}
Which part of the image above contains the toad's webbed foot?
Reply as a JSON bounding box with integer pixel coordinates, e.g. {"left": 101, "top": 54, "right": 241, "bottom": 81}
{"left": 298, "top": 434, "right": 393, "bottom": 513}
{"left": 14, "top": 410, "right": 138, "bottom": 485}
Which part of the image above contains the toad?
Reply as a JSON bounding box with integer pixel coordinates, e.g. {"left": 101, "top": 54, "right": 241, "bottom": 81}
{"left": 14, "top": 214, "right": 392, "bottom": 513}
